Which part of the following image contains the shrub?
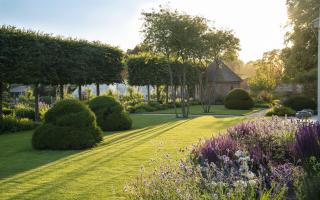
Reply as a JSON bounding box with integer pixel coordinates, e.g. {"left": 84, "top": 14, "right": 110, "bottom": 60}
{"left": 283, "top": 96, "right": 316, "bottom": 111}
{"left": 121, "top": 86, "right": 144, "bottom": 107}
{"left": 134, "top": 103, "right": 157, "bottom": 113}
{"left": 148, "top": 101, "right": 162, "bottom": 109}
{"left": 224, "top": 88, "right": 254, "bottom": 110}
{"left": 104, "top": 112, "right": 132, "bottom": 131}
{"left": 2, "top": 108, "right": 13, "bottom": 115}
{"left": 297, "top": 157, "right": 320, "bottom": 199}
{"left": 89, "top": 96, "right": 132, "bottom": 131}
{"left": 32, "top": 99, "right": 102, "bottom": 150}
{"left": 0, "top": 116, "right": 40, "bottom": 134}
{"left": 15, "top": 107, "right": 35, "bottom": 120}
{"left": 257, "top": 90, "right": 273, "bottom": 103}
{"left": 127, "top": 102, "right": 171, "bottom": 113}
{"left": 266, "top": 106, "right": 296, "bottom": 116}
{"left": 255, "top": 101, "right": 271, "bottom": 108}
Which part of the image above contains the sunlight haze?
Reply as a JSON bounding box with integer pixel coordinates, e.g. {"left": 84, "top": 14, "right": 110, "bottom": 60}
{"left": 0, "top": 0, "right": 288, "bottom": 62}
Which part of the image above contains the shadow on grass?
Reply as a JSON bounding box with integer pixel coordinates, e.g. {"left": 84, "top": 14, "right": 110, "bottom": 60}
{"left": 0, "top": 115, "right": 181, "bottom": 181}
{"left": 0, "top": 118, "right": 191, "bottom": 199}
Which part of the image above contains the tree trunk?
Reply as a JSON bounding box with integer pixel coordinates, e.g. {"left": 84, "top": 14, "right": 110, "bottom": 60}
{"left": 166, "top": 55, "right": 178, "bottom": 118}
{"left": 78, "top": 84, "right": 82, "bottom": 100}
{"left": 147, "top": 85, "right": 150, "bottom": 103}
{"left": 165, "top": 85, "right": 169, "bottom": 104}
{"left": 59, "top": 84, "right": 64, "bottom": 100}
{"left": 0, "top": 82, "right": 3, "bottom": 122}
{"left": 34, "top": 84, "right": 40, "bottom": 121}
{"left": 186, "top": 85, "right": 190, "bottom": 116}
{"left": 156, "top": 85, "right": 160, "bottom": 102}
{"left": 96, "top": 83, "right": 100, "bottom": 96}
{"left": 181, "top": 66, "right": 188, "bottom": 118}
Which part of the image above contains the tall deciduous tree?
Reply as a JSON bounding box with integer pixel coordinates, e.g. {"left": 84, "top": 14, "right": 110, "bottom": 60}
{"left": 142, "top": 7, "right": 208, "bottom": 117}
{"left": 248, "top": 50, "right": 284, "bottom": 94}
{"left": 194, "top": 29, "right": 240, "bottom": 112}
{"left": 282, "top": 0, "right": 320, "bottom": 99}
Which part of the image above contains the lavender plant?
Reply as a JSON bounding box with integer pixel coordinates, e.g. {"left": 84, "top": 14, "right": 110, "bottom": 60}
{"left": 228, "top": 117, "right": 299, "bottom": 164}
{"left": 125, "top": 150, "right": 287, "bottom": 200}
{"left": 192, "top": 135, "right": 239, "bottom": 166}
{"left": 125, "top": 118, "right": 316, "bottom": 200}
{"left": 294, "top": 122, "right": 320, "bottom": 161}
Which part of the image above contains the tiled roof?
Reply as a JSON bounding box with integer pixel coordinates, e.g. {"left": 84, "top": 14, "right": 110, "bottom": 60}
{"left": 207, "top": 61, "right": 242, "bottom": 83}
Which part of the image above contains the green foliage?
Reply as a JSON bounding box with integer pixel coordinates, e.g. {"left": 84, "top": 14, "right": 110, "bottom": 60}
{"left": 17, "top": 88, "right": 34, "bottom": 105}
{"left": 104, "top": 89, "right": 120, "bottom": 100}
{"left": 127, "top": 101, "right": 172, "bottom": 113}
{"left": 0, "top": 116, "right": 40, "bottom": 134}
{"left": 32, "top": 99, "right": 102, "bottom": 150}
{"left": 224, "top": 88, "right": 254, "bottom": 110}
{"left": 121, "top": 87, "right": 144, "bottom": 107}
{"left": 266, "top": 106, "right": 296, "bottom": 116}
{"left": 128, "top": 103, "right": 156, "bottom": 113}
{"left": 297, "top": 157, "right": 320, "bottom": 200}
{"left": 15, "top": 107, "right": 35, "bottom": 120}
{"left": 0, "top": 25, "right": 124, "bottom": 86}
{"left": 89, "top": 96, "right": 132, "bottom": 131}
{"left": 283, "top": 96, "right": 316, "bottom": 111}
{"left": 282, "top": 0, "right": 320, "bottom": 99}
{"left": 2, "top": 108, "right": 13, "bottom": 115}
{"left": 104, "top": 112, "right": 132, "bottom": 131}
{"left": 248, "top": 50, "right": 283, "bottom": 94}
{"left": 127, "top": 54, "right": 168, "bottom": 86}
{"left": 141, "top": 7, "right": 240, "bottom": 118}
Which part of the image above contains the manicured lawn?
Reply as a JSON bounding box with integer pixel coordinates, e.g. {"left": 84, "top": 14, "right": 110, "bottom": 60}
{"left": 0, "top": 115, "right": 244, "bottom": 200}
{"left": 150, "top": 104, "right": 261, "bottom": 115}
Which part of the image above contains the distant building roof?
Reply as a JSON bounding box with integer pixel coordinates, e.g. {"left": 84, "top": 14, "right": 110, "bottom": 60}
{"left": 207, "top": 61, "right": 242, "bottom": 83}
{"left": 9, "top": 85, "right": 30, "bottom": 93}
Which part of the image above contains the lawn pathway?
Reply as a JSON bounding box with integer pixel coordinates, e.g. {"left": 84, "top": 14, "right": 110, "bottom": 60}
{"left": 0, "top": 115, "right": 243, "bottom": 200}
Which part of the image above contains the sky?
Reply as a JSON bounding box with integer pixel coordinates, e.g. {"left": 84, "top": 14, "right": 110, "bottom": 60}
{"left": 0, "top": 0, "right": 288, "bottom": 62}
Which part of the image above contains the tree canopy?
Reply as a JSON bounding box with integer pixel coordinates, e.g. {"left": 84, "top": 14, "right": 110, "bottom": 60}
{"left": 282, "top": 0, "right": 320, "bottom": 98}
{"left": 0, "top": 25, "right": 124, "bottom": 86}
{"left": 0, "top": 25, "right": 124, "bottom": 121}
{"left": 140, "top": 6, "right": 240, "bottom": 117}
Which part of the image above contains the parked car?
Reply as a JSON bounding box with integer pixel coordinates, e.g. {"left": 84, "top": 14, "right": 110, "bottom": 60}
{"left": 295, "top": 109, "right": 314, "bottom": 119}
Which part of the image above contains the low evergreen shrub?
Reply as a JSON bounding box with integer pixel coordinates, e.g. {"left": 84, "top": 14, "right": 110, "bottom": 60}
{"left": 89, "top": 96, "right": 132, "bottom": 131}
{"left": 283, "top": 96, "right": 316, "bottom": 111}
{"left": 2, "top": 108, "right": 13, "bottom": 115}
{"left": 0, "top": 116, "right": 40, "bottom": 134}
{"left": 266, "top": 106, "right": 296, "bottom": 116}
{"left": 32, "top": 99, "right": 102, "bottom": 150}
{"left": 15, "top": 107, "right": 35, "bottom": 120}
{"left": 224, "top": 88, "right": 254, "bottom": 110}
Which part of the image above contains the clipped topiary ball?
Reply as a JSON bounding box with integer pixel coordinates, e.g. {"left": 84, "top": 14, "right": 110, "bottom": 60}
{"left": 32, "top": 99, "right": 102, "bottom": 150}
{"left": 88, "top": 96, "right": 132, "bottom": 131}
{"left": 104, "top": 112, "right": 132, "bottom": 131}
{"left": 224, "top": 88, "right": 254, "bottom": 110}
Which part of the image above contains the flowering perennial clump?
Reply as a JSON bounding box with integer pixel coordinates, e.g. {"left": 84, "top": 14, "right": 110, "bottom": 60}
{"left": 294, "top": 121, "right": 320, "bottom": 160}
{"left": 125, "top": 117, "right": 319, "bottom": 199}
